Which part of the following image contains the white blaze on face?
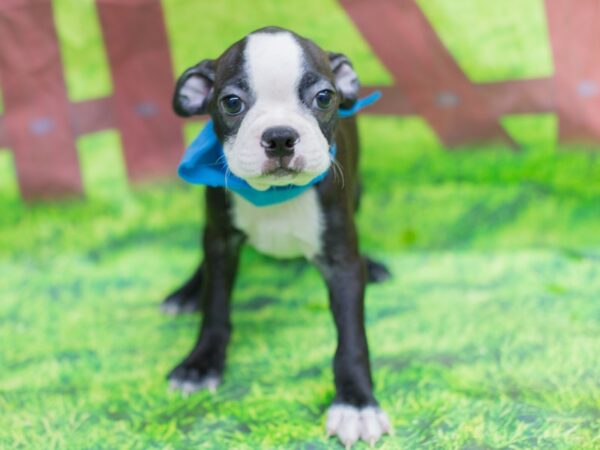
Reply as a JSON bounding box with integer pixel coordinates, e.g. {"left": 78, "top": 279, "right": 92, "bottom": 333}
{"left": 223, "top": 31, "right": 331, "bottom": 190}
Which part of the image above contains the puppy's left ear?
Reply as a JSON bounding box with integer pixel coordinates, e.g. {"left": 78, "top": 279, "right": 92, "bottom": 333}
{"left": 328, "top": 52, "right": 360, "bottom": 108}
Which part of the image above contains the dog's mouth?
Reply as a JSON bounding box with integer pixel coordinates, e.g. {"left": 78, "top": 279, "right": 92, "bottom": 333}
{"left": 263, "top": 166, "right": 300, "bottom": 177}
{"left": 261, "top": 156, "right": 305, "bottom": 178}
{"left": 244, "top": 159, "right": 312, "bottom": 191}
{"left": 233, "top": 151, "right": 330, "bottom": 191}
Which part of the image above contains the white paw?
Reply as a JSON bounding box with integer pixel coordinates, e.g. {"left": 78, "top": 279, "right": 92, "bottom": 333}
{"left": 168, "top": 375, "right": 220, "bottom": 396}
{"left": 326, "top": 404, "right": 392, "bottom": 448}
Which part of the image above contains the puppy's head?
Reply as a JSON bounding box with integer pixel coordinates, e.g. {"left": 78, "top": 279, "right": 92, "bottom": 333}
{"left": 173, "top": 27, "right": 359, "bottom": 191}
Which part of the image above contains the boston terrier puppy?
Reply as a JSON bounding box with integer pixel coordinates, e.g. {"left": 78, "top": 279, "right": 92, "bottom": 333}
{"left": 162, "top": 27, "right": 392, "bottom": 447}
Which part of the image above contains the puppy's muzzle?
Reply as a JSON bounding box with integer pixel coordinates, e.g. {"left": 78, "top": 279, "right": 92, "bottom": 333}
{"left": 261, "top": 126, "right": 300, "bottom": 159}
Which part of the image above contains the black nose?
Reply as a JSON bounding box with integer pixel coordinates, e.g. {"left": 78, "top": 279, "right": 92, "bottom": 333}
{"left": 261, "top": 126, "right": 299, "bottom": 158}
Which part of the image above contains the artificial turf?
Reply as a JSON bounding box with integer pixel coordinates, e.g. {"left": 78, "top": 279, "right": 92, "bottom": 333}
{"left": 1, "top": 0, "right": 600, "bottom": 448}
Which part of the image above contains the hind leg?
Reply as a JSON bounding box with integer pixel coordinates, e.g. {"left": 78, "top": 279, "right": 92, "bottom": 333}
{"left": 161, "top": 261, "right": 203, "bottom": 314}
{"left": 354, "top": 178, "right": 391, "bottom": 284}
{"left": 364, "top": 256, "right": 391, "bottom": 284}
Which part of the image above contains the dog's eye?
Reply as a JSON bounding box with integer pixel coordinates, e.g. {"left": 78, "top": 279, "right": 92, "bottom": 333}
{"left": 221, "top": 95, "right": 245, "bottom": 115}
{"left": 315, "top": 90, "right": 335, "bottom": 110}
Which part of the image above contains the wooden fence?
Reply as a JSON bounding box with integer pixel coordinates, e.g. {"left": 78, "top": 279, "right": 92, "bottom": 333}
{"left": 0, "top": 0, "right": 598, "bottom": 200}
{"left": 342, "top": 0, "right": 600, "bottom": 148}
{"left": 0, "top": 0, "right": 183, "bottom": 199}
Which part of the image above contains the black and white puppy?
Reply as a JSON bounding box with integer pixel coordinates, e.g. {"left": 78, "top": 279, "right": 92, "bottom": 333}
{"left": 163, "top": 27, "right": 392, "bottom": 447}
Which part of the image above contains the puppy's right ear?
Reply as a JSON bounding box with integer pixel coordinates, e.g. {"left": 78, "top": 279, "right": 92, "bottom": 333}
{"left": 173, "top": 60, "right": 216, "bottom": 116}
{"left": 328, "top": 52, "right": 360, "bottom": 108}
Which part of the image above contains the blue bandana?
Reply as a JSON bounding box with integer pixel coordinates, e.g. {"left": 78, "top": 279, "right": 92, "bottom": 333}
{"left": 178, "top": 91, "right": 381, "bottom": 207}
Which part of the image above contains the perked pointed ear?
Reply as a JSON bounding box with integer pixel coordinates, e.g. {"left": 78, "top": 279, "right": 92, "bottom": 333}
{"left": 328, "top": 52, "right": 360, "bottom": 108}
{"left": 173, "top": 60, "right": 216, "bottom": 116}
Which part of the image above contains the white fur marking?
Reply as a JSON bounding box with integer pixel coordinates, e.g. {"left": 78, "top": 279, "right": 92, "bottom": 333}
{"left": 231, "top": 188, "right": 323, "bottom": 259}
{"left": 326, "top": 404, "right": 392, "bottom": 447}
{"left": 224, "top": 31, "right": 330, "bottom": 186}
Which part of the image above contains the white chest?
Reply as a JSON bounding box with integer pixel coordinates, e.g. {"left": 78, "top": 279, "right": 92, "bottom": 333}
{"left": 231, "top": 188, "right": 323, "bottom": 259}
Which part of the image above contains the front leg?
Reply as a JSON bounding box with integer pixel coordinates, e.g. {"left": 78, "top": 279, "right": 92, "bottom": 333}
{"left": 316, "top": 205, "right": 391, "bottom": 447}
{"left": 168, "top": 188, "right": 243, "bottom": 394}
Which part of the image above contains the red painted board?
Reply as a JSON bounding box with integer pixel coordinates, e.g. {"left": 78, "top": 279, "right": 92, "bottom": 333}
{"left": 545, "top": 0, "right": 600, "bottom": 145}
{"left": 477, "top": 78, "right": 555, "bottom": 116}
{"left": 340, "top": 0, "right": 516, "bottom": 148}
{"left": 358, "top": 86, "right": 415, "bottom": 115}
{"left": 364, "top": 80, "right": 556, "bottom": 117}
{"left": 0, "top": 116, "right": 7, "bottom": 147}
{"left": 96, "top": 0, "right": 184, "bottom": 182}
{"left": 0, "top": 0, "right": 82, "bottom": 199}
{"left": 69, "top": 98, "right": 115, "bottom": 137}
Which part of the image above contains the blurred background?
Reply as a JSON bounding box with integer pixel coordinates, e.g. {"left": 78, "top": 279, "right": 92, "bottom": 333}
{"left": 1, "top": 0, "right": 599, "bottom": 448}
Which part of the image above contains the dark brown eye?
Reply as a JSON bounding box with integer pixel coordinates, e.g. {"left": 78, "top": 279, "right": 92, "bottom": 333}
{"left": 221, "top": 95, "right": 244, "bottom": 115}
{"left": 315, "top": 90, "right": 335, "bottom": 110}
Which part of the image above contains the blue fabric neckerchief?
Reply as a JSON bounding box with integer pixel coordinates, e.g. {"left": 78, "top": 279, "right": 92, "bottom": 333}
{"left": 178, "top": 91, "right": 381, "bottom": 207}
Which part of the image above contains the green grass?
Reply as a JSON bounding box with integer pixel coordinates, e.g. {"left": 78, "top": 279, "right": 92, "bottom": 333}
{"left": 417, "top": 0, "right": 554, "bottom": 82}
{"left": 53, "top": 0, "right": 112, "bottom": 102}
{"left": 0, "top": 150, "right": 18, "bottom": 202}
{"left": 161, "top": 0, "right": 393, "bottom": 87}
{"left": 77, "top": 130, "right": 128, "bottom": 201}
{"left": 1, "top": 1, "right": 600, "bottom": 448}
{"left": 1, "top": 115, "right": 600, "bottom": 449}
